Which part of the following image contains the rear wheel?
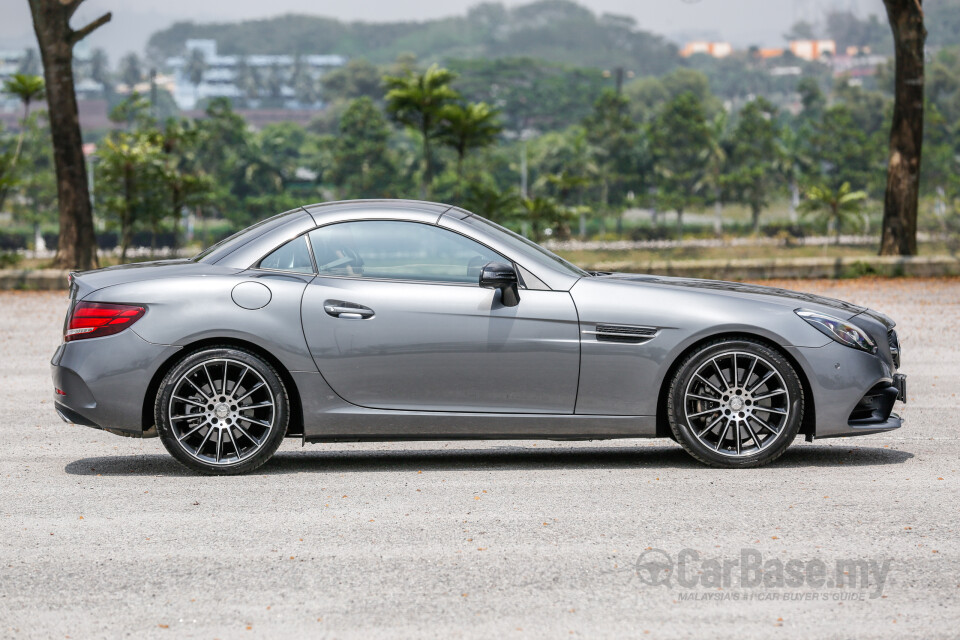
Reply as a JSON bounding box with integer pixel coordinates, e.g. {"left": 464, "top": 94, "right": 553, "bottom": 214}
{"left": 667, "top": 338, "right": 803, "bottom": 468}
{"left": 156, "top": 347, "right": 288, "bottom": 475}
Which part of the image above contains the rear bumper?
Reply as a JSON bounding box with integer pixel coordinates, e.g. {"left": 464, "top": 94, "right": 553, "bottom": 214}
{"left": 51, "top": 330, "right": 180, "bottom": 436}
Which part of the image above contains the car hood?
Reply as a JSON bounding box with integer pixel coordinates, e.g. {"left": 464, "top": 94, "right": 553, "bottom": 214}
{"left": 592, "top": 273, "right": 872, "bottom": 320}
{"left": 72, "top": 260, "right": 241, "bottom": 299}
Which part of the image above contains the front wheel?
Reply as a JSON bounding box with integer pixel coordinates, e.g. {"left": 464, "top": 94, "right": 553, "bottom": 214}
{"left": 155, "top": 347, "right": 289, "bottom": 475}
{"left": 667, "top": 338, "right": 804, "bottom": 468}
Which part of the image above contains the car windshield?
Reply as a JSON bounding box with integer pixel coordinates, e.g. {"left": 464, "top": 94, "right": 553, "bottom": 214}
{"left": 464, "top": 214, "right": 590, "bottom": 278}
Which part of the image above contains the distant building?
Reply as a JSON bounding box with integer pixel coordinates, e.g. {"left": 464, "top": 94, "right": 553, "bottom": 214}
{"left": 164, "top": 39, "right": 346, "bottom": 110}
{"left": 788, "top": 39, "right": 836, "bottom": 61}
{"left": 680, "top": 41, "right": 732, "bottom": 59}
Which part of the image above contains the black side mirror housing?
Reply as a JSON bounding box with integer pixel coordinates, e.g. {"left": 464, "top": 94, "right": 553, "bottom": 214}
{"left": 479, "top": 261, "right": 520, "bottom": 307}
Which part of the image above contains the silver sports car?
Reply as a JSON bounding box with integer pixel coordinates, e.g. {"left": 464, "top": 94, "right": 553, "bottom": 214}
{"left": 51, "top": 200, "right": 907, "bottom": 474}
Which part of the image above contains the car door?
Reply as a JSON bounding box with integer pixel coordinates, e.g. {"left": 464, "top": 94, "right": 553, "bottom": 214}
{"left": 300, "top": 219, "right": 580, "bottom": 413}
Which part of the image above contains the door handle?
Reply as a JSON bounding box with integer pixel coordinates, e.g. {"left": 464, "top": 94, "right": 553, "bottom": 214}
{"left": 324, "top": 300, "right": 374, "bottom": 319}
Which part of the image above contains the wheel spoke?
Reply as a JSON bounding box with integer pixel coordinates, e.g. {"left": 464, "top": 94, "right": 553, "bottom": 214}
{"left": 687, "top": 393, "right": 721, "bottom": 403}
{"left": 173, "top": 395, "right": 205, "bottom": 408}
{"left": 235, "top": 382, "right": 264, "bottom": 403}
{"left": 732, "top": 353, "right": 738, "bottom": 387}
{"left": 239, "top": 402, "right": 273, "bottom": 410}
{"left": 751, "top": 415, "right": 779, "bottom": 434}
{"left": 222, "top": 361, "right": 230, "bottom": 398}
{"left": 688, "top": 407, "right": 720, "bottom": 418}
{"left": 195, "top": 425, "right": 215, "bottom": 453}
{"left": 753, "top": 389, "right": 786, "bottom": 401}
{"left": 203, "top": 364, "right": 218, "bottom": 397}
{"left": 183, "top": 378, "right": 210, "bottom": 400}
{"left": 215, "top": 429, "right": 222, "bottom": 462}
{"left": 734, "top": 422, "right": 741, "bottom": 455}
{"left": 749, "top": 370, "right": 775, "bottom": 393}
{"left": 234, "top": 423, "right": 259, "bottom": 445}
{"left": 696, "top": 414, "right": 724, "bottom": 437}
{"left": 715, "top": 420, "right": 731, "bottom": 451}
{"left": 711, "top": 358, "right": 729, "bottom": 389}
{"left": 170, "top": 414, "right": 202, "bottom": 421}
{"left": 227, "top": 428, "right": 242, "bottom": 460}
{"left": 694, "top": 373, "right": 724, "bottom": 395}
{"left": 755, "top": 406, "right": 787, "bottom": 416}
{"left": 230, "top": 366, "right": 250, "bottom": 400}
{"left": 743, "top": 421, "right": 762, "bottom": 449}
{"left": 178, "top": 420, "right": 209, "bottom": 442}
{"left": 240, "top": 416, "right": 271, "bottom": 428}
{"left": 743, "top": 356, "right": 758, "bottom": 390}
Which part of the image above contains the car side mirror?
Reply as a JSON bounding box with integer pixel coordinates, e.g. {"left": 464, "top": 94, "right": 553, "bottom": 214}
{"left": 479, "top": 261, "right": 520, "bottom": 307}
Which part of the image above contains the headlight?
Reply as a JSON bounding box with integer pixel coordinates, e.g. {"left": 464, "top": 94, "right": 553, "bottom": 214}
{"left": 795, "top": 309, "right": 877, "bottom": 353}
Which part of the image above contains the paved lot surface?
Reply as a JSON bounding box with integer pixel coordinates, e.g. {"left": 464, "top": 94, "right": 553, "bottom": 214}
{"left": 1, "top": 278, "right": 958, "bottom": 639}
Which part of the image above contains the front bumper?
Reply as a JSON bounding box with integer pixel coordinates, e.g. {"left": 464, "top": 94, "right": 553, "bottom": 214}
{"left": 51, "top": 329, "right": 180, "bottom": 436}
{"left": 788, "top": 341, "right": 905, "bottom": 440}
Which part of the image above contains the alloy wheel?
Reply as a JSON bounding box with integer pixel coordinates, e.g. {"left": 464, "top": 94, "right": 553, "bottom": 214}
{"left": 682, "top": 351, "right": 791, "bottom": 457}
{"left": 167, "top": 358, "right": 276, "bottom": 465}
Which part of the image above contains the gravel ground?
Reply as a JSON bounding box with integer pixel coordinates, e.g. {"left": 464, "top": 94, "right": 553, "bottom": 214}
{"left": 1, "top": 278, "right": 958, "bottom": 639}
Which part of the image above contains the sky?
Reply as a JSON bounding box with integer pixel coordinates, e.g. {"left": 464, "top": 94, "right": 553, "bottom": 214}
{"left": 4, "top": 0, "right": 882, "bottom": 61}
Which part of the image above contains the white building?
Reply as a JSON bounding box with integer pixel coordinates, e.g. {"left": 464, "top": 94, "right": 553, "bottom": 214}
{"left": 165, "top": 39, "right": 346, "bottom": 110}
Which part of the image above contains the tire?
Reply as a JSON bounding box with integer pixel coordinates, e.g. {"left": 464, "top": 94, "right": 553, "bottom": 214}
{"left": 667, "top": 338, "right": 804, "bottom": 468}
{"left": 155, "top": 347, "right": 289, "bottom": 475}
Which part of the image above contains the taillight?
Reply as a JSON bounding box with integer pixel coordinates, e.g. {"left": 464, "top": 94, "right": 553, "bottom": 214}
{"left": 65, "top": 302, "right": 145, "bottom": 342}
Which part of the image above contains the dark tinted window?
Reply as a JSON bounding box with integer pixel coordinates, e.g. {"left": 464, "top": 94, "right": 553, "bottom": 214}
{"left": 308, "top": 221, "right": 504, "bottom": 284}
{"left": 258, "top": 236, "right": 314, "bottom": 273}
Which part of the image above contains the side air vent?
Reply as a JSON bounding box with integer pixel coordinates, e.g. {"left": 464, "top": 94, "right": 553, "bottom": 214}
{"left": 584, "top": 324, "right": 658, "bottom": 344}
{"left": 887, "top": 329, "right": 901, "bottom": 369}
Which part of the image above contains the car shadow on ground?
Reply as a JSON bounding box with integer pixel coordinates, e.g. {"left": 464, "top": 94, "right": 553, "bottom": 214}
{"left": 64, "top": 443, "right": 914, "bottom": 477}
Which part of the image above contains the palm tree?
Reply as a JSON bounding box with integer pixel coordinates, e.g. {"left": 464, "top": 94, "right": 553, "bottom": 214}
{"left": 703, "top": 111, "right": 727, "bottom": 236}
{"left": 383, "top": 64, "right": 459, "bottom": 198}
{"left": 774, "top": 125, "right": 811, "bottom": 224}
{"left": 799, "top": 182, "right": 868, "bottom": 244}
{"left": 3, "top": 74, "right": 45, "bottom": 162}
{"left": 520, "top": 195, "right": 572, "bottom": 242}
{"left": 438, "top": 101, "right": 502, "bottom": 195}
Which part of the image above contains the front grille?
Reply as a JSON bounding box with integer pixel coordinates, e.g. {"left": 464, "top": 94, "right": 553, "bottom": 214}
{"left": 888, "top": 329, "right": 900, "bottom": 369}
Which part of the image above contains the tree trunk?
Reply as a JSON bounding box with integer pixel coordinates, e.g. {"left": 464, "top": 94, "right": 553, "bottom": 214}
{"left": 751, "top": 205, "right": 761, "bottom": 233}
{"left": 676, "top": 207, "right": 684, "bottom": 238}
{"left": 880, "top": 0, "right": 925, "bottom": 256}
{"left": 789, "top": 179, "right": 800, "bottom": 224}
{"left": 713, "top": 191, "right": 723, "bottom": 236}
{"left": 27, "top": 0, "right": 111, "bottom": 271}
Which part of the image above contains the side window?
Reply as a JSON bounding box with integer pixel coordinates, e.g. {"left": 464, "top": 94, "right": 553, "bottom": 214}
{"left": 308, "top": 221, "right": 506, "bottom": 284}
{"left": 258, "top": 235, "right": 314, "bottom": 274}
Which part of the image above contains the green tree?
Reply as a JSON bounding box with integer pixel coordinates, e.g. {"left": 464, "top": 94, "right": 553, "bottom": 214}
{"left": 158, "top": 118, "right": 212, "bottom": 251}
{"left": 95, "top": 130, "right": 164, "bottom": 261}
{"left": 520, "top": 195, "right": 572, "bottom": 241}
{"left": 119, "top": 52, "right": 142, "bottom": 89}
{"left": 703, "top": 111, "right": 728, "bottom": 235}
{"left": 727, "top": 97, "right": 781, "bottom": 231}
{"left": 649, "top": 92, "right": 711, "bottom": 235}
{"left": 327, "top": 97, "right": 399, "bottom": 199}
{"left": 807, "top": 105, "right": 874, "bottom": 194}
{"left": 383, "top": 64, "right": 459, "bottom": 198}
{"left": 185, "top": 48, "right": 206, "bottom": 102}
{"left": 437, "top": 101, "right": 502, "bottom": 194}
{"left": 800, "top": 182, "right": 868, "bottom": 243}
{"left": 322, "top": 59, "right": 384, "bottom": 103}
{"left": 1, "top": 74, "right": 46, "bottom": 211}
{"left": 582, "top": 89, "right": 640, "bottom": 227}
